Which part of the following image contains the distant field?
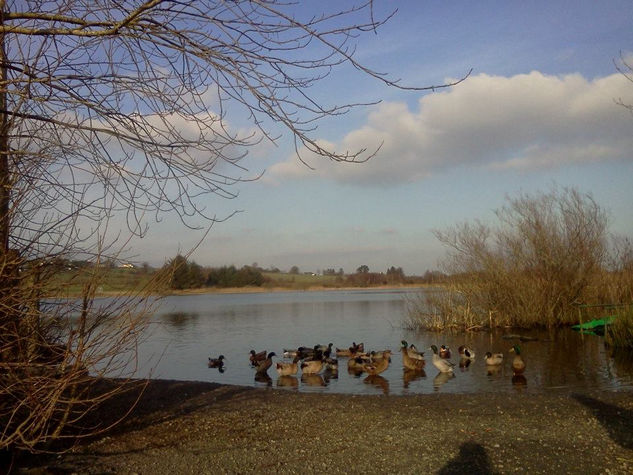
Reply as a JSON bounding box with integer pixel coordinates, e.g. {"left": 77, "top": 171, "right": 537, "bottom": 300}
{"left": 48, "top": 267, "right": 158, "bottom": 296}
{"left": 261, "top": 272, "right": 342, "bottom": 289}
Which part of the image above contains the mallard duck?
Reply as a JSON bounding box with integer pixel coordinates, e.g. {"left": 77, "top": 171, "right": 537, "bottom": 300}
{"left": 509, "top": 345, "right": 526, "bottom": 374}
{"left": 484, "top": 352, "right": 504, "bottom": 366}
{"left": 347, "top": 355, "right": 365, "bottom": 372}
{"left": 208, "top": 355, "right": 225, "bottom": 368}
{"left": 324, "top": 357, "right": 339, "bottom": 371}
{"left": 458, "top": 345, "right": 475, "bottom": 359}
{"left": 300, "top": 357, "right": 324, "bottom": 375}
{"left": 439, "top": 345, "right": 451, "bottom": 359}
{"left": 315, "top": 343, "right": 333, "bottom": 353}
{"left": 430, "top": 345, "right": 455, "bottom": 373}
{"left": 276, "top": 354, "right": 300, "bottom": 376}
{"left": 249, "top": 349, "right": 266, "bottom": 366}
{"left": 400, "top": 341, "right": 425, "bottom": 371}
{"left": 401, "top": 340, "right": 424, "bottom": 361}
{"left": 255, "top": 352, "right": 276, "bottom": 374}
{"left": 361, "top": 350, "right": 392, "bottom": 375}
{"left": 408, "top": 343, "right": 425, "bottom": 360}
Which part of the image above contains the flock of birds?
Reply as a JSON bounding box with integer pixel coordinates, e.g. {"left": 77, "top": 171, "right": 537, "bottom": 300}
{"left": 207, "top": 340, "right": 527, "bottom": 387}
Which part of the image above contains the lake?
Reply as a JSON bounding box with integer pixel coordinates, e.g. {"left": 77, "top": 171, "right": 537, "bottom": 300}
{"left": 110, "top": 288, "right": 633, "bottom": 395}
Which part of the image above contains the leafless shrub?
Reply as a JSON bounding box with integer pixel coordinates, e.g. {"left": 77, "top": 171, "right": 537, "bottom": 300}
{"left": 410, "top": 186, "right": 611, "bottom": 329}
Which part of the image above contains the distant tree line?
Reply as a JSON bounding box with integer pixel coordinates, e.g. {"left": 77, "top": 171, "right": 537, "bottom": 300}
{"left": 162, "top": 255, "right": 267, "bottom": 290}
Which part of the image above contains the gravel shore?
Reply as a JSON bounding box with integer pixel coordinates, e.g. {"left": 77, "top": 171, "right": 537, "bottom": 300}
{"left": 12, "top": 380, "right": 633, "bottom": 474}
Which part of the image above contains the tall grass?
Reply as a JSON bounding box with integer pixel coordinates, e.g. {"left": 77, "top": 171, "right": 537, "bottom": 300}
{"left": 605, "top": 306, "right": 633, "bottom": 349}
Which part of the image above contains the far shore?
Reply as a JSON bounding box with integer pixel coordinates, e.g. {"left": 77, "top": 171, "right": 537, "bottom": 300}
{"left": 77, "top": 283, "right": 438, "bottom": 299}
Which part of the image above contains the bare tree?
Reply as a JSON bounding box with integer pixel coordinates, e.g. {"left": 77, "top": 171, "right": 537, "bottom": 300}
{"left": 421, "top": 186, "right": 609, "bottom": 329}
{"left": 0, "top": 1, "right": 465, "bottom": 453}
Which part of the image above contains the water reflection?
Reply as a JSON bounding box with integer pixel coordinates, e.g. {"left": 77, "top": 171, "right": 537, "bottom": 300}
{"left": 301, "top": 374, "right": 326, "bottom": 387}
{"left": 433, "top": 371, "right": 456, "bottom": 391}
{"left": 254, "top": 372, "right": 272, "bottom": 386}
{"left": 403, "top": 369, "right": 426, "bottom": 388}
{"left": 364, "top": 375, "right": 389, "bottom": 394}
{"left": 122, "top": 290, "right": 633, "bottom": 395}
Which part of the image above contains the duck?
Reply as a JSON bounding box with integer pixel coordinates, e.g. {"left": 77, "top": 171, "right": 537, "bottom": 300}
{"left": 430, "top": 345, "right": 455, "bottom": 373}
{"left": 276, "top": 354, "right": 300, "bottom": 376}
{"left": 300, "top": 357, "right": 324, "bottom": 375}
{"left": 458, "top": 345, "right": 476, "bottom": 359}
{"left": 361, "top": 350, "right": 392, "bottom": 375}
{"left": 255, "top": 352, "right": 276, "bottom": 374}
{"left": 249, "top": 349, "right": 266, "bottom": 366}
{"left": 208, "top": 355, "right": 225, "bottom": 368}
{"left": 439, "top": 345, "right": 451, "bottom": 359}
{"left": 509, "top": 345, "right": 526, "bottom": 374}
{"left": 337, "top": 341, "right": 364, "bottom": 357}
{"left": 484, "top": 352, "right": 504, "bottom": 366}
{"left": 315, "top": 343, "right": 333, "bottom": 354}
{"left": 408, "top": 343, "right": 425, "bottom": 360}
{"left": 400, "top": 341, "right": 425, "bottom": 371}
{"left": 324, "top": 356, "right": 339, "bottom": 371}
{"left": 347, "top": 355, "right": 366, "bottom": 373}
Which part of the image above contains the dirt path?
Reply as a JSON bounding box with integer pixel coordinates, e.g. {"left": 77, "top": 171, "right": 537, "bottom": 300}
{"left": 12, "top": 380, "right": 633, "bottom": 474}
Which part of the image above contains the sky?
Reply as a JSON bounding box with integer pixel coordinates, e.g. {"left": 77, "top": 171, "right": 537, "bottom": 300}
{"left": 131, "top": 1, "right": 633, "bottom": 275}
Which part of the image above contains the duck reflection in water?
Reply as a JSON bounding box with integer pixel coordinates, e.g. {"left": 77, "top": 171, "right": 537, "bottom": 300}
{"left": 486, "top": 364, "right": 503, "bottom": 377}
{"left": 323, "top": 368, "right": 338, "bottom": 383}
{"left": 403, "top": 368, "right": 426, "bottom": 388}
{"left": 301, "top": 373, "right": 326, "bottom": 387}
{"left": 433, "top": 371, "right": 455, "bottom": 391}
{"left": 364, "top": 374, "right": 389, "bottom": 395}
{"left": 254, "top": 372, "right": 272, "bottom": 386}
{"left": 512, "top": 374, "right": 527, "bottom": 389}
{"left": 459, "top": 358, "right": 472, "bottom": 371}
{"left": 277, "top": 375, "right": 298, "bottom": 389}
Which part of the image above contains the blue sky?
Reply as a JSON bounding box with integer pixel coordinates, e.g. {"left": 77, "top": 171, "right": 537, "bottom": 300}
{"left": 133, "top": 1, "right": 633, "bottom": 275}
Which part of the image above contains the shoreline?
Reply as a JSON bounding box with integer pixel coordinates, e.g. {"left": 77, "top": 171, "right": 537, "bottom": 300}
{"left": 15, "top": 379, "right": 633, "bottom": 474}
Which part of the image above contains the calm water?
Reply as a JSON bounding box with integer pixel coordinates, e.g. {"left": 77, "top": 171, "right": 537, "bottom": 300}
{"left": 108, "top": 288, "right": 633, "bottom": 395}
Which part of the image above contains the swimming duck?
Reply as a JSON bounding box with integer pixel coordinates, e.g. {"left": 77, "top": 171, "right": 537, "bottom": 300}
{"left": 300, "top": 357, "right": 324, "bottom": 375}
{"left": 360, "top": 350, "right": 392, "bottom": 375}
{"left": 255, "top": 352, "right": 276, "bottom": 374}
{"left": 484, "top": 352, "right": 504, "bottom": 366}
{"left": 408, "top": 343, "right": 425, "bottom": 360}
{"left": 458, "top": 345, "right": 476, "bottom": 359}
{"left": 208, "top": 355, "right": 225, "bottom": 368}
{"left": 249, "top": 349, "right": 266, "bottom": 366}
{"left": 430, "top": 345, "right": 455, "bottom": 373}
{"left": 400, "top": 341, "right": 425, "bottom": 371}
{"left": 324, "top": 357, "right": 339, "bottom": 371}
{"left": 276, "top": 354, "right": 300, "bottom": 376}
{"left": 439, "top": 345, "right": 451, "bottom": 359}
{"left": 401, "top": 340, "right": 424, "bottom": 361}
{"left": 509, "top": 345, "right": 526, "bottom": 374}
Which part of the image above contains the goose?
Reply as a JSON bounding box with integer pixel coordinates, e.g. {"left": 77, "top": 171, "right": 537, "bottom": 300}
{"left": 430, "top": 345, "right": 455, "bottom": 373}
{"left": 484, "top": 352, "right": 504, "bottom": 366}
{"left": 255, "top": 352, "right": 276, "bottom": 374}
{"left": 509, "top": 345, "right": 526, "bottom": 374}
{"left": 208, "top": 355, "right": 225, "bottom": 369}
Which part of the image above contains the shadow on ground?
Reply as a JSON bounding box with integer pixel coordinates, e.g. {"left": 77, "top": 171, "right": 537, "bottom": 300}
{"left": 572, "top": 393, "right": 633, "bottom": 449}
{"left": 438, "top": 441, "right": 494, "bottom": 474}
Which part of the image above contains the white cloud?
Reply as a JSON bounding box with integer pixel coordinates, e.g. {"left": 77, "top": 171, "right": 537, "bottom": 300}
{"left": 267, "top": 71, "right": 633, "bottom": 185}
